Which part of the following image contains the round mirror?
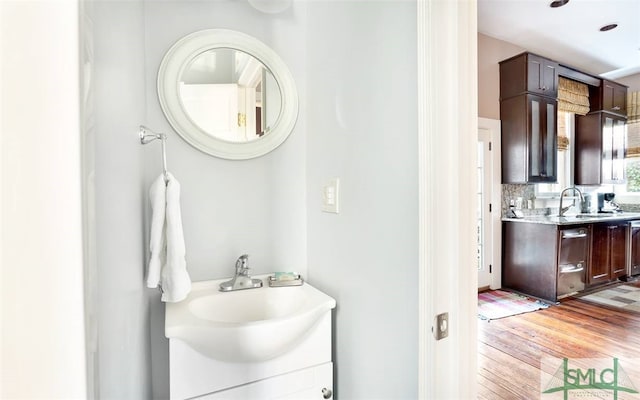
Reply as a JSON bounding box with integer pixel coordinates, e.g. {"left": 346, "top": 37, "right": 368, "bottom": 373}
{"left": 158, "top": 29, "right": 298, "bottom": 160}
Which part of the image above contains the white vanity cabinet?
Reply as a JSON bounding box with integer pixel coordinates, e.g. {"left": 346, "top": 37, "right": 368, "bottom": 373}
{"left": 169, "top": 311, "right": 334, "bottom": 399}
{"left": 194, "top": 363, "right": 333, "bottom": 399}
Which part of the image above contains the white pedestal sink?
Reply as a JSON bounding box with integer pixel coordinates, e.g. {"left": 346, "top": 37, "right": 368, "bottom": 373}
{"left": 165, "top": 275, "right": 336, "bottom": 362}
{"left": 165, "top": 275, "right": 336, "bottom": 399}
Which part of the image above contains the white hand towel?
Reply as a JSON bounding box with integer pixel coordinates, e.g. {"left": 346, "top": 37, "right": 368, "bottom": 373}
{"left": 146, "top": 174, "right": 166, "bottom": 289}
{"left": 145, "top": 173, "right": 192, "bottom": 302}
{"left": 161, "top": 173, "right": 191, "bottom": 302}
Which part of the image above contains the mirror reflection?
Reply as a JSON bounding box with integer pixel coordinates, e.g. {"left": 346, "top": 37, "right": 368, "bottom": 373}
{"left": 179, "top": 48, "right": 282, "bottom": 143}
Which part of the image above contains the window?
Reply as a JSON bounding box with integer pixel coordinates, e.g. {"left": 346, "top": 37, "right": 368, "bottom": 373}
{"left": 623, "top": 120, "right": 640, "bottom": 193}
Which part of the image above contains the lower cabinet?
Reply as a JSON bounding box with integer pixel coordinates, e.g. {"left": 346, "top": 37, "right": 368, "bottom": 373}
{"left": 589, "top": 222, "right": 628, "bottom": 286}
{"left": 502, "top": 222, "right": 561, "bottom": 302}
{"left": 503, "top": 219, "right": 636, "bottom": 302}
{"left": 169, "top": 312, "right": 333, "bottom": 399}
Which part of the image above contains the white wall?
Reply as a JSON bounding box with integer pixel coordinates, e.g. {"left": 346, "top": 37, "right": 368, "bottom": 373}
{"left": 0, "top": 1, "right": 87, "bottom": 398}
{"left": 143, "top": 0, "right": 308, "bottom": 283}
{"left": 617, "top": 73, "right": 640, "bottom": 91}
{"left": 86, "top": 0, "right": 308, "bottom": 397}
{"left": 90, "top": 1, "right": 151, "bottom": 398}
{"left": 306, "top": 2, "right": 419, "bottom": 398}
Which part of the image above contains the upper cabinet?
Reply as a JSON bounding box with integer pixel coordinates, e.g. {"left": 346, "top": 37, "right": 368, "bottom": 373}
{"left": 589, "top": 80, "right": 627, "bottom": 116}
{"left": 575, "top": 112, "right": 626, "bottom": 185}
{"left": 500, "top": 52, "right": 558, "bottom": 183}
{"left": 500, "top": 51, "right": 629, "bottom": 186}
{"left": 501, "top": 94, "right": 557, "bottom": 183}
{"left": 500, "top": 52, "right": 559, "bottom": 100}
{"left": 575, "top": 81, "right": 627, "bottom": 185}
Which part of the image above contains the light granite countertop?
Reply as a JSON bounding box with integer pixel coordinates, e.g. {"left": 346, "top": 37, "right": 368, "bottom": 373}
{"left": 502, "top": 212, "right": 640, "bottom": 225}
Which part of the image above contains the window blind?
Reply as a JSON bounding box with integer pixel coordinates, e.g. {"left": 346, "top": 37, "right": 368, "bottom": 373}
{"left": 629, "top": 91, "right": 640, "bottom": 123}
{"left": 626, "top": 92, "right": 640, "bottom": 158}
{"left": 558, "top": 77, "right": 590, "bottom": 115}
{"left": 557, "top": 110, "right": 569, "bottom": 151}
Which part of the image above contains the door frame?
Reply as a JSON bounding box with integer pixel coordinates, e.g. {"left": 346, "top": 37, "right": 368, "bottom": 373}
{"left": 479, "top": 117, "right": 502, "bottom": 291}
{"left": 417, "top": 0, "right": 477, "bottom": 398}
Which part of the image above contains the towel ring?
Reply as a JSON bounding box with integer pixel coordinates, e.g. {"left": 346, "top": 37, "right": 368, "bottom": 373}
{"left": 139, "top": 125, "right": 168, "bottom": 184}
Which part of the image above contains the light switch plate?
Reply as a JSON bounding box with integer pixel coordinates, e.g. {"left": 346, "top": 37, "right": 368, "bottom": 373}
{"left": 322, "top": 178, "right": 340, "bottom": 213}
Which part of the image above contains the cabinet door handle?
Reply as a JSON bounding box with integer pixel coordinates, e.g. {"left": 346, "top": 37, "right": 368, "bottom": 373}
{"left": 612, "top": 106, "right": 621, "bottom": 111}
{"left": 560, "top": 265, "right": 584, "bottom": 274}
{"left": 562, "top": 232, "right": 588, "bottom": 239}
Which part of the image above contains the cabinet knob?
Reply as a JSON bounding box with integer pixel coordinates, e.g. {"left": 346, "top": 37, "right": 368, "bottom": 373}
{"left": 322, "top": 388, "right": 333, "bottom": 399}
{"left": 541, "top": 86, "right": 547, "bottom": 91}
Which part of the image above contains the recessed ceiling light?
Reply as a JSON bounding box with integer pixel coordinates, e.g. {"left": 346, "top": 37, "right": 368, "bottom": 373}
{"left": 600, "top": 23, "right": 618, "bottom": 32}
{"left": 549, "top": 0, "right": 569, "bottom": 8}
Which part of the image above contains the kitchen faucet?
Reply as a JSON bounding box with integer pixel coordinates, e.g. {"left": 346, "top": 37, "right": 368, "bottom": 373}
{"left": 219, "top": 254, "right": 263, "bottom": 292}
{"left": 558, "top": 186, "right": 585, "bottom": 217}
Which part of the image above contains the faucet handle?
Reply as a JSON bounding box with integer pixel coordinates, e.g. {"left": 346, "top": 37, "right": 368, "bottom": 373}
{"left": 235, "top": 254, "right": 250, "bottom": 274}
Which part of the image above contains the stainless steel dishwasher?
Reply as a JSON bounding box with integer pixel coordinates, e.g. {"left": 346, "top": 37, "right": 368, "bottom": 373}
{"left": 629, "top": 221, "right": 640, "bottom": 277}
{"left": 557, "top": 227, "right": 589, "bottom": 298}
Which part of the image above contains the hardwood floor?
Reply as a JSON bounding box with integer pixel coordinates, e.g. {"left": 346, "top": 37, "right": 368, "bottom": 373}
{"left": 478, "top": 291, "right": 640, "bottom": 399}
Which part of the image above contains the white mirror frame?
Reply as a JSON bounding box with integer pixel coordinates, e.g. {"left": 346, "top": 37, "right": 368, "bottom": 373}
{"left": 157, "top": 29, "right": 299, "bottom": 160}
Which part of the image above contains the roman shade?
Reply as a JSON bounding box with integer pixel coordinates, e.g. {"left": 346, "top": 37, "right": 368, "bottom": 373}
{"left": 629, "top": 91, "right": 640, "bottom": 123}
{"left": 558, "top": 77, "right": 590, "bottom": 115}
{"left": 626, "top": 91, "right": 640, "bottom": 158}
{"left": 557, "top": 110, "right": 569, "bottom": 151}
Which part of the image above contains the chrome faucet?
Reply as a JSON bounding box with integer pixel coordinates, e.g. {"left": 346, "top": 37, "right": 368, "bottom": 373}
{"left": 219, "top": 254, "right": 263, "bottom": 292}
{"left": 558, "top": 187, "right": 585, "bottom": 217}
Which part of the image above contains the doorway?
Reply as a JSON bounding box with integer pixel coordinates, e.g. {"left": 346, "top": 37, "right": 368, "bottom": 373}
{"left": 477, "top": 129, "right": 492, "bottom": 289}
{"left": 478, "top": 118, "right": 502, "bottom": 291}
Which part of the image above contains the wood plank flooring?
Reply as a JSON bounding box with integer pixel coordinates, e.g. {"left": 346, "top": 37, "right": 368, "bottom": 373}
{"left": 478, "top": 290, "right": 640, "bottom": 399}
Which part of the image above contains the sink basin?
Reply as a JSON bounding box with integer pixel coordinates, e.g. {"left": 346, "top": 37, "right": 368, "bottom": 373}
{"left": 165, "top": 276, "right": 336, "bottom": 362}
{"left": 573, "top": 213, "right": 619, "bottom": 218}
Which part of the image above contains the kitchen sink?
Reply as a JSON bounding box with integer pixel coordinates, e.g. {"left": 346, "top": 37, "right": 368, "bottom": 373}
{"left": 574, "top": 213, "right": 619, "bottom": 218}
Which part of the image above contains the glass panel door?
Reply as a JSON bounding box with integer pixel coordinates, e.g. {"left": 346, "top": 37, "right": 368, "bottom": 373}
{"left": 612, "top": 118, "right": 625, "bottom": 182}
{"left": 530, "top": 98, "right": 541, "bottom": 177}
{"left": 545, "top": 101, "right": 556, "bottom": 178}
{"left": 602, "top": 116, "right": 614, "bottom": 182}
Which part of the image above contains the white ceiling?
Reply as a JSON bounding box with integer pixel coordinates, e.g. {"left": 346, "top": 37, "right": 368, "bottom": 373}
{"left": 478, "top": 0, "right": 640, "bottom": 79}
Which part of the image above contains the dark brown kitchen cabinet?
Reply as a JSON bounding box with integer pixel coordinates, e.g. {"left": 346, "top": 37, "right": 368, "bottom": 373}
{"left": 589, "top": 79, "right": 627, "bottom": 116}
{"left": 500, "top": 52, "right": 558, "bottom": 184}
{"left": 500, "top": 52, "right": 559, "bottom": 99}
{"left": 589, "top": 223, "right": 628, "bottom": 286}
{"left": 503, "top": 222, "right": 590, "bottom": 302}
{"left": 575, "top": 112, "right": 626, "bottom": 185}
{"left": 502, "top": 222, "right": 560, "bottom": 302}
{"left": 500, "top": 94, "right": 557, "bottom": 183}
